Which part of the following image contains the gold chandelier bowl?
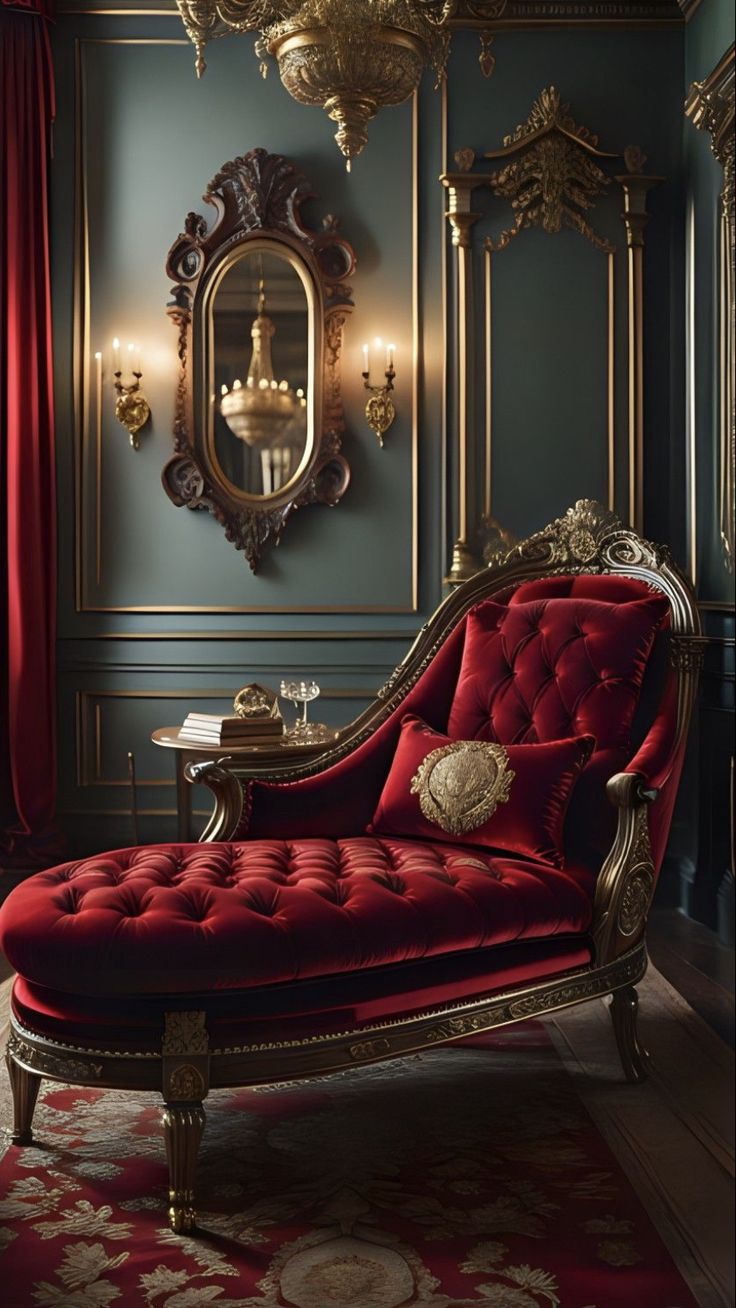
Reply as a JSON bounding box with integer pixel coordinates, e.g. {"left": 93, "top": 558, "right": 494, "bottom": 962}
{"left": 220, "top": 384, "right": 299, "bottom": 449}
{"left": 268, "top": 23, "right": 428, "bottom": 165}
{"left": 175, "top": 1, "right": 450, "bottom": 163}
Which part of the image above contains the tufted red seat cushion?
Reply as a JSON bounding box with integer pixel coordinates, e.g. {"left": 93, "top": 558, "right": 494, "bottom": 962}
{"left": 0, "top": 839, "right": 595, "bottom": 998}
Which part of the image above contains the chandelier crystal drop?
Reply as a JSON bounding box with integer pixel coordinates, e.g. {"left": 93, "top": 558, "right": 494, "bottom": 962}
{"left": 175, "top": 0, "right": 452, "bottom": 165}
{"left": 219, "top": 279, "right": 304, "bottom": 449}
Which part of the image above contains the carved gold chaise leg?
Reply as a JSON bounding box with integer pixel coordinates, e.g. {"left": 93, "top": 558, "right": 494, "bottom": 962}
{"left": 609, "top": 985, "right": 649, "bottom": 1083}
{"left": 162, "top": 1102, "right": 206, "bottom": 1233}
{"left": 6, "top": 1046, "right": 42, "bottom": 1145}
{"left": 161, "top": 1010, "right": 210, "bottom": 1232}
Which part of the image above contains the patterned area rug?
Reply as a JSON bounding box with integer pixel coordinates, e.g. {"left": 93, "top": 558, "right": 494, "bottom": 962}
{"left": 0, "top": 970, "right": 731, "bottom": 1308}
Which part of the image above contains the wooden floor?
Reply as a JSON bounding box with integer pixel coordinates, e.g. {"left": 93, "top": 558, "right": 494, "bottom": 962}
{"left": 648, "top": 907, "right": 735, "bottom": 1047}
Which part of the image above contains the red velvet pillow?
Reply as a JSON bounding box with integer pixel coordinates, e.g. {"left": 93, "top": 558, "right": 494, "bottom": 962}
{"left": 447, "top": 592, "right": 668, "bottom": 750}
{"left": 369, "top": 716, "right": 594, "bottom": 868}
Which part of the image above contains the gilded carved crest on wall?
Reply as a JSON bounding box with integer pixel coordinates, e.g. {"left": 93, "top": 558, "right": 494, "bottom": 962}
{"left": 485, "top": 88, "right": 617, "bottom": 253}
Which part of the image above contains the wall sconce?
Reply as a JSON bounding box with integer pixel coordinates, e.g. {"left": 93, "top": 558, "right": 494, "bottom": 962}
{"left": 100, "top": 338, "right": 151, "bottom": 449}
{"left": 361, "top": 337, "right": 396, "bottom": 448}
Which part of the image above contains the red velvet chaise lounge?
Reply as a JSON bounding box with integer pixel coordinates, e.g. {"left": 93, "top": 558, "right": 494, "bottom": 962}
{"left": 0, "top": 502, "right": 702, "bottom": 1233}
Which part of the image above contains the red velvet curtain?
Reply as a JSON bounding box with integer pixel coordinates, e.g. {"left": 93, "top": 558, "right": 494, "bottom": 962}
{"left": 0, "top": 0, "right": 60, "bottom": 868}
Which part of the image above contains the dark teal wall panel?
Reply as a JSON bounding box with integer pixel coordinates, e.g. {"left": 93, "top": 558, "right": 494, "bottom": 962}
{"left": 489, "top": 230, "right": 610, "bottom": 538}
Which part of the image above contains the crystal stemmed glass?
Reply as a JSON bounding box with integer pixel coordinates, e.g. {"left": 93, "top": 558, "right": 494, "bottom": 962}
{"left": 279, "top": 678, "right": 331, "bottom": 741}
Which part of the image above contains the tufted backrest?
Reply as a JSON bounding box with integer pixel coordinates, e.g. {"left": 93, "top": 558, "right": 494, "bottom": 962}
{"left": 445, "top": 575, "right": 671, "bottom": 866}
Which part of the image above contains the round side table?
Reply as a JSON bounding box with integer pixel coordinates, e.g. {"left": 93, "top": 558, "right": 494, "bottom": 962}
{"left": 151, "top": 727, "right": 338, "bottom": 842}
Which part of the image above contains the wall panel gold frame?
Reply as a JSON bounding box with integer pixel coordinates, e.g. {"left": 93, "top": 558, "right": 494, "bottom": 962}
{"left": 686, "top": 43, "right": 735, "bottom": 576}
{"left": 72, "top": 41, "right": 419, "bottom": 614}
{"left": 441, "top": 89, "right": 660, "bottom": 581}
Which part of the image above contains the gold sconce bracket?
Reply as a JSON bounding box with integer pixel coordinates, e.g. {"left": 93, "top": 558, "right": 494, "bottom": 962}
{"left": 362, "top": 365, "right": 396, "bottom": 447}
{"left": 114, "top": 375, "right": 151, "bottom": 450}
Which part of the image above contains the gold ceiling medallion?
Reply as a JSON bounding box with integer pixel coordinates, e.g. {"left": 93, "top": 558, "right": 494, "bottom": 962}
{"left": 410, "top": 739, "right": 514, "bottom": 835}
{"left": 484, "top": 87, "right": 617, "bottom": 253}
{"left": 175, "top": 0, "right": 451, "bottom": 167}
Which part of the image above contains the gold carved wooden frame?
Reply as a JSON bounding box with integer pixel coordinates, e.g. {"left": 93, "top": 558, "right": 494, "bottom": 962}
{"left": 6, "top": 501, "right": 701, "bottom": 1234}
{"left": 440, "top": 88, "right": 661, "bottom": 583}
{"left": 162, "top": 147, "right": 356, "bottom": 572}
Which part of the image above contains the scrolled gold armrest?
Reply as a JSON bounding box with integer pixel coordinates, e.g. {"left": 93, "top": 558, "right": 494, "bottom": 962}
{"left": 591, "top": 772, "right": 657, "bottom": 964}
{"left": 184, "top": 759, "right": 246, "bottom": 842}
{"left": 606, "top": 771, "right": 658, "bottom": 807}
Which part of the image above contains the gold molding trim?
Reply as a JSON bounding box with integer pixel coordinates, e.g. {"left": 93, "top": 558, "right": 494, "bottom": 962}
{"left": 73, "top": 42, "right": 419, "bottom": 614}
{"left": 686, "top": 193, "right": 697, "bottom": 586}
{"left": 76, "top": 629, "right": 419, "bottom": 640}
{"left": 686, "top": 44, "right": 735, "bottom": 575}
{"left": 617, "top": 150, "right": 663, "bottom": 535}
{"left": 607, "top": 250, "right": 615, "bottom": 510}
{"left": 58, "top": 0, "right": 686, "bottom": 26}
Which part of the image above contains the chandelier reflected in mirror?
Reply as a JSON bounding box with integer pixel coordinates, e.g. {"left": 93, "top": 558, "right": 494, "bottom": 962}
{"left": 219, "top": 278, "right": 307, "bottom": 494}
{"left": 175, "top": 1, "right": 452, "bottom": 166}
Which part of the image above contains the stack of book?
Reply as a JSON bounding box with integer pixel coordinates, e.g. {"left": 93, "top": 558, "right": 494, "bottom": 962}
{"left": 178, "top": 710, "right": 284, "bottom": 748}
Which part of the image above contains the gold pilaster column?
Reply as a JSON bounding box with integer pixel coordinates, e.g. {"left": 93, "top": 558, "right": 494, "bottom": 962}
{"left": 686, "top": 44, "right": 735, "bottom": 573}
{"left": 441, "top": 170, "right": 483, "bottom": 583}
{"left": 616, "top": 150, "right": 662, "bottom": 535}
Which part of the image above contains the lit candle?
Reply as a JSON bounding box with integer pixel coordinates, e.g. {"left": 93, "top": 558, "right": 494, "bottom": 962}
{"left": 387, "top": 343, "right": 396, "bottom": 369}
{"left": 362, "top": 343, "right": 369, "bottom": 375}
{"left": 221, "top": 384, "right": 228, "bottom": 396}
{"left": 112, "top": 337, "right": 120, "bottom": 374}
{"left": 233, "top": 378, "right": 242, "bottom": 390}
{"left": 127, "top": 343, "right": 135, "bottom": 381}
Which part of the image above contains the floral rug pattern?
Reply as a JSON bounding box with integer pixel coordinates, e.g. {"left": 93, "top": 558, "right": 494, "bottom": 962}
{"left": 0, "top": 1027, "right": 696, "bottom": 1307}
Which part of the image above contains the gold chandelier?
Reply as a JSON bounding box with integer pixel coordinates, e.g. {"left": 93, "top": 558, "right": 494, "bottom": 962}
{"left": 219, "top": 279, "right": 303, "bottom": 449}
{"left": 175, "top": 1, "right": 452, "bottom": 166}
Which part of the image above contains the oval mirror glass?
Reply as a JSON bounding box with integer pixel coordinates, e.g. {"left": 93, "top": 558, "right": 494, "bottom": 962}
{"left": 210, "top": 247, "right": 311, "bottom": 500}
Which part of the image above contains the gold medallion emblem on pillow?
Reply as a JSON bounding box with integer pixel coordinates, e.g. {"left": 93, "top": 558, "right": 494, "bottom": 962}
{"left": 410, "top": 741, "right": 515, "bottom": 836}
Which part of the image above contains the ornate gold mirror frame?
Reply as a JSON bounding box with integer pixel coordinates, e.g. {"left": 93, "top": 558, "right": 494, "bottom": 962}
{"left": 440, "top": 88, "right": 661, "bottom": 582}
{"left": 686, "top": 43, "right": 735, "bottom": 574}
{"left": 163, "top": 148, "right": 356, "bottom": 571}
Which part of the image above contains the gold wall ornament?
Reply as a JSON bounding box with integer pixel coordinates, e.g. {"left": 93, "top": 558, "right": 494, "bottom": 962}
{"left": 484, "top": 87, "right": 618, "bottom": 253}
{"left": 410, "top": 739, "right": 514, "bottom": 834}
{"left": 175, "top": 0, "right": 451, "bottom": 167}
{"left": 686, "top": 44, "right": 735, "bottom": 574}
